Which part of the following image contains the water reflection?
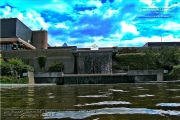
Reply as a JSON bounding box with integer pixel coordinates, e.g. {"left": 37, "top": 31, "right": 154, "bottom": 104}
{"left": 1, "top": 84, "right": 180, "bottom": 120}
{"left": 43, "top": 107, "right": 180, "bottom": 119}
{"left": 74, "top": 101, "right": 131, "bottom": 107}
{"left": 156, "top": 103, "right": 180, "bottom": 107}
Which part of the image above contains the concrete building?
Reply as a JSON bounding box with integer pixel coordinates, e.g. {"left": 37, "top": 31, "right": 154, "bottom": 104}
{"left": 1, "top": 18, "right": 117, "bottom": 74}
{"left": 143, "top": 42, "right": 180, "bottom": 47}
{"left": 0, "top": 18, "right": 48, "bottom": 50}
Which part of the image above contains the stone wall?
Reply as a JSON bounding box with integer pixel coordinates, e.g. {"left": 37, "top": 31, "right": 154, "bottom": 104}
{"left": 127, "top": 70, "right": 163, "bottom": 82}
{"left": 1, "top": 49, "right": 75, "bottom": 74}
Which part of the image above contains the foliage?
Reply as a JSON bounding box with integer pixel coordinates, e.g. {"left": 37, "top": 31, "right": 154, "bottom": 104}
{"left": 169, "top": 65, "right": 180, "bottom": 78}
{"left": 37, "top": 55, "right": 47, "bottom": 71}
{"left": 0, "top": 76, "right": 28, "bottom": 84}
{"left": 144, "top": 48, "right": 158, "bottom": 70}
{"left": 8, "top": 58, "right": 24, "bottom": 66}
{"left": 156, "top": 46, "right": 179, "bottom": 69}
{"left": 113, "top": 53, "right": 158, "bottom": 70}
{"left": 48, "top": 61, "right": 64, "bottom": 72}
{"left": 0, "top": 58, "right": 34, "bottom": 78}
{"left": 164, "top": 65, "right": 180, "bottom": 80}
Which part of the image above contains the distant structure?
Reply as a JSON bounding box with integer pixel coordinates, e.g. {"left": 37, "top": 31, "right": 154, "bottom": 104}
{"left": 62, "top": 43, "right": 68, "bottom": 47}
{"left": 0, "top": 18, "right": 48, "bottom": 50}
{"left": 143, "top": 42, "right": 180, "bottom": 47}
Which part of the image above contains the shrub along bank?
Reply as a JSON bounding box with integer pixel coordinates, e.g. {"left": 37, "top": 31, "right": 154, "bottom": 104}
{"left": 0, "top": 58, "right": 34, "bottom": 84}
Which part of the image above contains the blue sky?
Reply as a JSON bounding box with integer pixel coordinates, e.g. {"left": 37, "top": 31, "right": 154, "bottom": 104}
{"left": 0, "top": 0, "right": 180, "bottom": 48}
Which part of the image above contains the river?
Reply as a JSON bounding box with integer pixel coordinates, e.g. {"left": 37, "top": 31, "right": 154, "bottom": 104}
{"left": 1, "top": 83, "right": 180, "bottom": 120}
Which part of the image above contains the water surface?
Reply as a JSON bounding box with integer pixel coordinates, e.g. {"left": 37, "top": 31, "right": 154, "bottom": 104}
{"left": 1, "top": 84, "right": 180, "bottom": 119}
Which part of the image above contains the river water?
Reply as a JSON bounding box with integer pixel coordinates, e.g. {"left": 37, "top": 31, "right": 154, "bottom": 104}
{"left": 1, "top": 84, "right": 180, "bottom": 120}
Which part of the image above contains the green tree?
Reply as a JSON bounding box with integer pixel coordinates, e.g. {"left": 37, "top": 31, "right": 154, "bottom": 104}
{"left": 156, "top": 46, "right": 179, "bottom": 71}
{"left": 144, "top": 48, "right": 157, "bottom": 70}
{"left": 37, "top": 56, "right": 47, "bottom": 72}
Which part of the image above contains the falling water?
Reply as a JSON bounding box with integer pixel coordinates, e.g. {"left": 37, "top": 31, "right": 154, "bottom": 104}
{"left": 77, "top": 51, "right": 112, "bottom": 74}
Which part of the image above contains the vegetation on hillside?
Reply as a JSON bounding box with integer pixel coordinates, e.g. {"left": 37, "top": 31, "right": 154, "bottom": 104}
{"left": 113, "top": 46, "right": 180, "bottom": 80}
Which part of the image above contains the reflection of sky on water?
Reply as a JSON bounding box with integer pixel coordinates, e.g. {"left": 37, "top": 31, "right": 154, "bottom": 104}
{"left": 77, "top": 95, "right": 108, "bottom": 98}
{"left": 132, "top": 94, "right": 154, "bottom": 97}
{"left": 43, "top": 107, "right": 180, "bottom": 119}
{"left": 74, "top": 101, "right": 131, "bottom": 107}
{"left": 156, "top": 103, "right": 180, "bottom": 107}
{"left": 108, "top": 89, "right": 129, "bottom": 92}
{"left": 166, "top": 89, "right": 180, "bottom": 91}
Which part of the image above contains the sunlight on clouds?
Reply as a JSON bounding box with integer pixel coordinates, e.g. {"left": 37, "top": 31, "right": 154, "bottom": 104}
{"left": 103, "top": 9, "right": 118, "bottom": 18}
{"left": 55, "top": 23, "right": 69, "bottom": 29}
{"left": 119, "top": 35, "right": 180, "bottom": 47}
{"left": 93, "top": 36, "right": 103, "bottom": 42}
{"left": 17, "top": 13, "right": 24, "bottom": 20}
{"left": 87, "top": 0, "right": 102, "bottom": 8}
{"left": 158, "top": 22, "right": 180, "bottom": 30}
{"left": 0, "top": 6, "right": 11, "bottom": 17}
{"left": 110, "top": 33, "right": 123, "bottom": 39}
{"left": 140, "top": 0, "right": 153, "bottom": 6}
{"left": 121, "top": 21, "right": 139, "bottom": 35}
{"left": 1, "top": 0, "right": 179, "bottom": 47}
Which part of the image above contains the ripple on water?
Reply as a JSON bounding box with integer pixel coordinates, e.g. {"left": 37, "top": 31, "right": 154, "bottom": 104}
{"left": 74, "top": 101, "right": 131, "bottom": 107}
{"left": 108, "top": 89, "right": 129, "bottom": 92}
{"left": 77, "top": 95, "right": 108, "bottom": 98}
{"left": 132, "top": 94, "right": 154, "bottom": 97}
{"left": 43, "top": 107, "right": 180, "bottom": 119}
{"left": 156, "top": 103, "right": 180, "bottom": 107}
{"left": 138, "top": 89, "right": 149, "bottom": 91}
{"left": 166, "top": 89, "right": 180, "bottom": 92}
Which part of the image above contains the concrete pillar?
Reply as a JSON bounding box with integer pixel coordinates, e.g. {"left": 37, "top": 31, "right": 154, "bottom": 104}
{"left": 28, "top": 71, "right": 35, "bottom": 84}
{"left": 157, "top": 69, "right": 163, "bottom": 81}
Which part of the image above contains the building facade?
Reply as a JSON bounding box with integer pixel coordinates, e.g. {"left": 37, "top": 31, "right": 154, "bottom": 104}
{"left": 0, "top": 18, "right": 48, "bottom": 50}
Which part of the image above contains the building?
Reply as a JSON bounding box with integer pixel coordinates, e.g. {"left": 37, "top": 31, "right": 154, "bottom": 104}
{"left": 0, "top": 18, "right": 48, "bottom": 50}
{"left": 143, "top": 42, "right": 180, "bottom": 47}
{"left": 1, "top": 18, "right": 118, "bottom": 74}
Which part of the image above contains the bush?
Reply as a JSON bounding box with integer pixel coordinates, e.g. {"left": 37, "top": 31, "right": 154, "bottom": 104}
{"left": 0, "top": 76, "right": 28, "bottom": 84}
{"left": 0, "top": 58, "right": 33, "bottom": 78}
{"left": 113, "top": 53, "right": 158, "bottom": 70}
{"left": 170, "top": 65, "right": 180, "bottom": 78}
{"left": 163, "top": 65, "right": 180, "bottom": 81}
{"left": 48, "top": 61, "right": 64, "bottom": 72}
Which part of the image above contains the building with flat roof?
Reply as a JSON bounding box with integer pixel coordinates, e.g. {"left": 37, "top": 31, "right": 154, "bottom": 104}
{"left": 0, "top": 18, "right": 48, "bottom": 50}
{"left": 143, "top": 42, "right": 180, "bottom": 47}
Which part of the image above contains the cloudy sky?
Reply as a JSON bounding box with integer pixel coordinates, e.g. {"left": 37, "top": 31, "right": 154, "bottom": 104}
{"left": 0, "top": 0, "right": 180, "bottom": 48}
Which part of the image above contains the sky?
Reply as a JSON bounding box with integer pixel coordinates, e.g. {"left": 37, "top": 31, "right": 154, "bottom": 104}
{"left": 0, "top": 0, "right": 180, "bottom": 48}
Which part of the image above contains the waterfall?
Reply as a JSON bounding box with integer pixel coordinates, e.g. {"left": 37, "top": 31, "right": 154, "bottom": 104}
{"left": 77, "top": 51, "right": 112, "bottom": 74}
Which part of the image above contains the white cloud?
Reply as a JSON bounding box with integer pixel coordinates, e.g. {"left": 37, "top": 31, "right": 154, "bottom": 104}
{"left": 55, "top": 23, "right": 69, "bottom": 29}
{"left": 158, "top": 21, "right": 180, "bottom": 30}
{"left": 103, "top": 9, "right": 118, "bottom": 18}
{"left": 0, "top": 6, "right": 11, "bottom": 17}
{"left": 110, "top": 33, "right": 123, "bottom": 39}
{"left": 140, "top": 0, "right": 153, "bottom": 6}
{"left": 0, "top": 7, "right": 51, "bottom": 30}
{"left": 87, "top": 1, "right": 102, "bottom": 8}
{"left": 17, "top": 13, "right": 24, "bottom": 20}
{"left": 121, "top": 21, "right": 140, "bottom": 35}
{"left": 118, "top": 35, "right": 180, "bottom": 47}
{"left": 93, "top": 36, "right": 103, "bottom": 42}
